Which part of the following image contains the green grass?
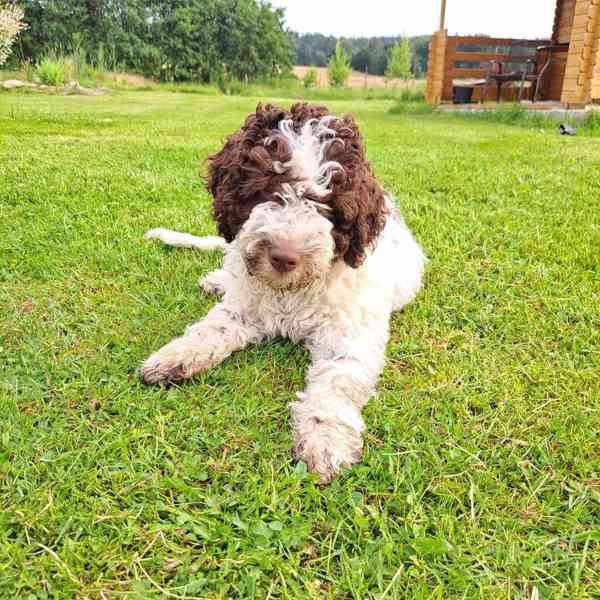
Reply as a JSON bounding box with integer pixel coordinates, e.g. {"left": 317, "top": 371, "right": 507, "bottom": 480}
{"left": 1, "top": 91, "right": 599, "bottom": 599}
{"left": 390, "top": 101, "right": 600, "bottom": 135}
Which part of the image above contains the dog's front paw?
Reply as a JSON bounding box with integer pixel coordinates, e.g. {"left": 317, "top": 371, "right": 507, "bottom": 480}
{"left": 292, "top": 418, "right": 363, "bottom": 484}
{"left": 139, "top": 340, "right": 208, "bottom": 385}
{"left": 199, "top": 276, "right": 225, "bottom": 295}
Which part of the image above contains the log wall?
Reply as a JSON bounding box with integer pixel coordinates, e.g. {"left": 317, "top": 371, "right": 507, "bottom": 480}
{"left": 561, "top": 0, "right": 600, "bottom": 105}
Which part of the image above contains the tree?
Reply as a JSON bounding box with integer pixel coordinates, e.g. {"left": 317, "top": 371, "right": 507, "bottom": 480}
{"left": 303, "top": 67, "right": 317, "bottom": 88}
{"left": 292, "top": 34, "right": 431, "bottom": 77}
{"left": 17, "top": 0, "right": 293, "bottom": 81}
{"left": 386, "top": 38, "right": 412, "bottom": 83}
{"left": 351, "top": 48, "right": 370, "bottom": 73}
{"left": 327, "top": 40, "right": 350, "bottom": 88}
{"left": 411, "top": 35, "right": 430, "bottom": 78}
{"left": 0, "top": 2, "right": 27, "bottom": 66}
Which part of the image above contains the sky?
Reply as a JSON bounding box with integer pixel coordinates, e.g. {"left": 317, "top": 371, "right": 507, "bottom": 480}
{"left": 269, "top": 0, "right": 557, "bottom": 39}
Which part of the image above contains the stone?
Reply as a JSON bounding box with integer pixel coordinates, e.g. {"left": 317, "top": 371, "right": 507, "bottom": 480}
{"left": 2, "top": 79, "right": 25, "bottom": 89}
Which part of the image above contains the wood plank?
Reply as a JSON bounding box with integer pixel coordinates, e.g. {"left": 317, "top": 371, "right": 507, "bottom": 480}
{"left": 574, "top": 0, "right": 592, "bottom": 16}
{"left": 565, "top": 65, "right": 585, "bottom": 78}
{"left": 570, "top": 25, "right": 589, "bottom": 38}
{"left": 572, "top": 13, "right": 590, "bottom": 27}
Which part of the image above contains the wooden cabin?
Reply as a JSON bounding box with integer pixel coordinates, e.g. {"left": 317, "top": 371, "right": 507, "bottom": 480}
{"left": 426, "top": 0, "right": 600, "bottom": 108}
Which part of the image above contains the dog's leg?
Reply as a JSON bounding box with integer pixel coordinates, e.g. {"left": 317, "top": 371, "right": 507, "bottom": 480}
{"left": 144, "top": 228, "right": 227, "bottom": 251}
{"left": 140, "top": 304, "right": 261, "bottom": 385}
{"left": 291, "top": 335, "right": 387, "bottom": 483}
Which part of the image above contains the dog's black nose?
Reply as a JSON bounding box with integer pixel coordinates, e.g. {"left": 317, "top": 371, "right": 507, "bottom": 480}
{"left": 269, "top": 246, "right": 300, "bottom": 273}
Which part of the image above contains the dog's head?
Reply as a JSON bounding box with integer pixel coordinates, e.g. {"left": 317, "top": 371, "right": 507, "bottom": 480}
{"left": 206, "top": 102, "right": 387, "bottom": 289}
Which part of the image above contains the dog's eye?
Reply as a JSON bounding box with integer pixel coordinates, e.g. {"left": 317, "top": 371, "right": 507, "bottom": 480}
{"left": 315, "top": 204, "right": 333, "bottom": 219}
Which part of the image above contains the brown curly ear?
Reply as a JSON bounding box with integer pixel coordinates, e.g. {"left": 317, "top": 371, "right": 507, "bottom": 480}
{"left": 205, "top": 103, "right": 290, "bottom": 242}
{"left": 324, "top": 113, "right": 388, "bottom": 268}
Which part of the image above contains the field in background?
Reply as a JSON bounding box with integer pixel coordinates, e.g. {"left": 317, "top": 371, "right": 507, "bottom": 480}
{"left": 293, "top": 65, "right": 424, "bottom": 90}
{"left": 1, "top": 65, "right": 426, "bottom": 102}
{"left": 1, "top": 92, "right": 598, "bottom": 599}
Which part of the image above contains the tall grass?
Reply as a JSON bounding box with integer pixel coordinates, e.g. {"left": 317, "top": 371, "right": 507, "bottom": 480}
{"left": 24, "top": 43, "right": 109, "bottom": 88}
{"left": 582, "top": 109, "right": 600, "bottom": 134}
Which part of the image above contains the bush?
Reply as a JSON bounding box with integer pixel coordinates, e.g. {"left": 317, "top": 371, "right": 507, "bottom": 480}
{"left": 303, "top": 68, "right": 318, "bottom": 89}
{"left": 37, "top": 56, "right": 65, "bottom": 86}
{"left": 0, "top": 3, "right": 27, "bottom": 67}
{"left": 327, "top": 41, "right": 350, "bottom": 88}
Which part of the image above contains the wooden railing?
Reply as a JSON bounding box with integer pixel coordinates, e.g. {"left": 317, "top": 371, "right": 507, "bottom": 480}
{"left": 442, "top": 36, "right": 551, "bottom": 102}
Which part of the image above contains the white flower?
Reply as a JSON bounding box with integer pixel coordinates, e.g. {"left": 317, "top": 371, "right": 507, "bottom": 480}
{"left": 0, "top": 3, "right": 27, "bottom": 67}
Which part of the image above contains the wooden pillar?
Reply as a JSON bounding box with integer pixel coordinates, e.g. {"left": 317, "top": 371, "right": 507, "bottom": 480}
{"left": 426, "top": 0, "right": 449, "bottom": 105}
{"left": 426, "top": 29, "right": 448, "bottom": 105}
{"left": 440, "top": 0, "right": 447, "bottom": 30}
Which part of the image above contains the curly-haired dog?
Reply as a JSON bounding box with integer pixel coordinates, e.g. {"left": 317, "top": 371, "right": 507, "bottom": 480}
{"left": 142, "top": 103, "right": 425, "bottom": 483}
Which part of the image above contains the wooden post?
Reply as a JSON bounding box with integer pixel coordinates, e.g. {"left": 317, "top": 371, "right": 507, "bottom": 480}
{"left": 440, "top": 0, "right": 447, "bottom": 31}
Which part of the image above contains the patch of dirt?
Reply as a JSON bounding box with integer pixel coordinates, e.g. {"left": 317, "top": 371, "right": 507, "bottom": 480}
{"left": 293, "top": 65, "right": 422, "bottom": 89}
{"left": 100, "top": 72, "right": 150, "bottom": 85}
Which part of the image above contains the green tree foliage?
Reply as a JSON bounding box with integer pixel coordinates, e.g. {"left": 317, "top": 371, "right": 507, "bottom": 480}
{"left": 292, "top": 34, "right": 430, "bottom": 78}
{"left": 386, "top": 38, "right": 413, "bottom": 82}
{"left": 327, "top": 40, "right": 350, "bottom": 88}
{"left": 17, "top": 0, "right": 293, "bottom": 81}
{"left": 290, "top": 32, "right": 336, "bottom": 67}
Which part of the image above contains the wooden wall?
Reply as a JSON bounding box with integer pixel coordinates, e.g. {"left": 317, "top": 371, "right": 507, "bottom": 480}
{"left": 561, "top": 0, "right": 600, "bottom": 105}
{"left": 591, "top": 8, "right": 600, "bottom": 100}
{"left": 593, "top": 40, "right": 600, "bottom": 99}
{"left": 540, "top": 46, "right": 570, "bottom": 100}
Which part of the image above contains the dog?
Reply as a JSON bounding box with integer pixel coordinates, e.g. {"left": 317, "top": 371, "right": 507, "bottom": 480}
{"left": 141, "top": 102, "right": 425, "bottom": 483}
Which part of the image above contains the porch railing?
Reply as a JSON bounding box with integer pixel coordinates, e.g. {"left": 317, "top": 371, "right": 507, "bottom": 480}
{"left": 428, "top": 35, "right": 556, "bottom": 103}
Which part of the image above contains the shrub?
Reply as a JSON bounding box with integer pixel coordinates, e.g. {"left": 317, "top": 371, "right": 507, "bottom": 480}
{"left": 0, "top": 3, "right": 27, "bottom": 66}
{"left": 386, "top": 38, "right": 413, "bottom": 83}
{"left": 37, "top": 56, "right": 65, "bottom": 86}
{"left": 303, "top": 68, "right": 318, "bottom": 89}
{"left": 327, "top": 41, "right": 350, "bottom": 88}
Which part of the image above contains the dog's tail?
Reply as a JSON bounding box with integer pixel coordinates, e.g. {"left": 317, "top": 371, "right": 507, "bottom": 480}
{"left": 144, "top": 228, "right": 227, "bottom": 251}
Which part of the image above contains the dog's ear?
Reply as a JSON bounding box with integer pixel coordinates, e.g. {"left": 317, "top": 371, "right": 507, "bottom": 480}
{"left": 325, "top": 113, "right": 388, "bottom": 268}
{"left": 206, "top": 103, "right": 289, "bottom": 242}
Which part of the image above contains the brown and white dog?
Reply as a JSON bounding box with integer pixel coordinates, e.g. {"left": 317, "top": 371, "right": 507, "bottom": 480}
{"left": 142, "top": 102, "right": 425, "bottom": 483}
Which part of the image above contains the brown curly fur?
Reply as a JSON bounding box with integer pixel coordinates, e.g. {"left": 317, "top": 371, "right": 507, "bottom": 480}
{"left": 206, "top": 102, "right": 387, "bottom": 268}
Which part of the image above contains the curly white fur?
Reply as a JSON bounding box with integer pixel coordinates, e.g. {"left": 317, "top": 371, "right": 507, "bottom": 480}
{"left": 142, "top": 189, "right": 425, "bottom": 483}
{"left": 269, "top": 116, "right": 343, "bottom": 200}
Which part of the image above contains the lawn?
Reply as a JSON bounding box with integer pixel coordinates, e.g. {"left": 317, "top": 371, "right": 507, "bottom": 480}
{"left": 1, "top": 91, "right": 598, "bottom": 599}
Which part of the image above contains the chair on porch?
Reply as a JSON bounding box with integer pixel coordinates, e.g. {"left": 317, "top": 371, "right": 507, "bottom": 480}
{"left": 479, "top": 44, "right": 567, "bottom": 104}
